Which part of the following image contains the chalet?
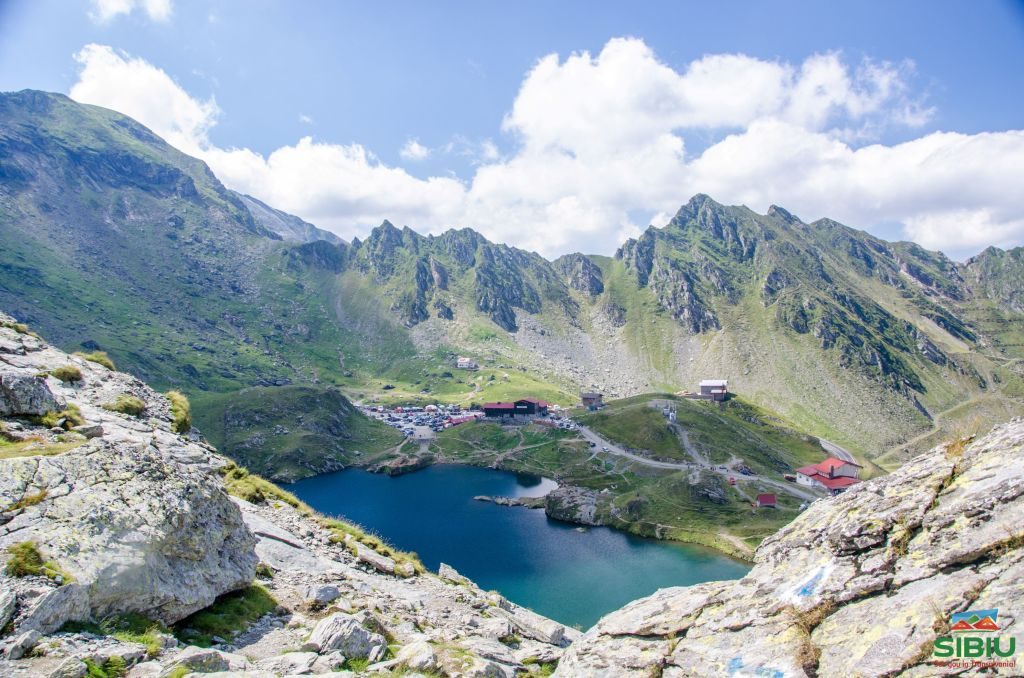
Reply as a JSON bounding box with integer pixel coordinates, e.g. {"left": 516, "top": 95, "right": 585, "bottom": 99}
{"left": 482, "top": 402, "right": 516, "bottom": 418}
{"left": 795, "top": 457, "right": 862, "bottom": 495}
{"left": 483, "top": 398, "right": 550, "bottom": 419}
{"left": 755, "top": 493, "right": 777, "bottom": 508}
{"left": 456, "top": 356, "right": 479, "bottom": 371}
{"left": 699, "top": 379, "right": 728, "bottom": 401}
{"left": 581, "top": 392, "right": 604, "bottom": 409}
{"left": 514, "top": 397, "right": 549, "bottom": 416}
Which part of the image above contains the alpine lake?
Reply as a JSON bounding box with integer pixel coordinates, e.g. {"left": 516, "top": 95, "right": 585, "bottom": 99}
{"left": 291, "top": 464, "right": 750, "bottom": 629}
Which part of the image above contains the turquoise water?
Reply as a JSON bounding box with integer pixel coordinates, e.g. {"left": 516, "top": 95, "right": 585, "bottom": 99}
{"left": 291, "top": 464, "right": 749, "bottom": 629}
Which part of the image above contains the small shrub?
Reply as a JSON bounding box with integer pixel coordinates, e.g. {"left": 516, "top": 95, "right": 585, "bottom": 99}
{"left": 164, "top": 668, "right": 189, "bottom": 678}
{"left": 103, "top": 395, "right": 146, "bottom": 417}
{"left": 165, "top": 391, "right": 192, "bottom": 433}
{"left": 4, "top": 540, "right": 72, "bottom": 582}
{"left": 255, "top": 563, "right": 275, "bottom": 580}
{"left": 50, "top": 365, "right": 84, "bottom": 384}
{"left": 73, "top": 351, "right": 115, "bottom": 370}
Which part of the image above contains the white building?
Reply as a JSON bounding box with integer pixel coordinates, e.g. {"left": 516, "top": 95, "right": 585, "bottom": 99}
{"left": 699, "top": 379, "right": 728, "bottom": 401}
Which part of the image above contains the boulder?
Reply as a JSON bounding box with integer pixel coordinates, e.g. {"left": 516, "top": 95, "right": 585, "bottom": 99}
{"left": 301, "top": 584, "right": 341, "bottom": 608}
{"left": 70, "top": 424, "right": 104, "bottom": 439}
{"left": 438, "top": 562, "right": 470, "bottom": 586}
{"left": 254, "top": 651, "right": 318, "bottom": 674}
{"left": 395, "top": 640, "right": 437, "bottom": 671}
{"left": 0, "top": 440, "right": 257, "bottom": 633}
{"left": 307, "top": 612, "right": 387, "bottom": 658}
{"left": 2, "top": 629, "right": 40, "bottom": 659}
{"left": 0, "top": 373, "right": 64, "bottom": 416}
{"left": 350, "top": 541, "right": 396, "bottom": 575}
{"left": 0, "top": 588, "right": 15, "bottom": 630}
{"left": 11, "top": 583, "right": 90, "bottom": 634}
{"left": 48, "top": 657, "right": 88, "bottom": 678}
{"left": 160, "top": 646, "right": 250, "bottom": 676}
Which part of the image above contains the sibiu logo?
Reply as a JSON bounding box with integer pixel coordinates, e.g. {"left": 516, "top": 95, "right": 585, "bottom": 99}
{"left": 933, "top": 609, "right": 1016, "bottom": 659}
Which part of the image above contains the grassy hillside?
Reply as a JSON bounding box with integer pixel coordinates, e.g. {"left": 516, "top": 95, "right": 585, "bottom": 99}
{"left": 193, "top": 386, "right": 404, "bottom": 482}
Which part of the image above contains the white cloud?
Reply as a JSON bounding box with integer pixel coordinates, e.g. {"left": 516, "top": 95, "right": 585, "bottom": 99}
{"left": 89, "top": 0, "right": 172, "bottom": 23}
{"left": 67, "top": 39, "right": 1024, "bottom": 259}
{"left": 399, "top": 139, "right": 430, "bottom": 161}
{"left": 70, "top": 45, "right": 217, "bottom": 156}
{"left": 298, "top": 113, "right": 313, "bottom": 125}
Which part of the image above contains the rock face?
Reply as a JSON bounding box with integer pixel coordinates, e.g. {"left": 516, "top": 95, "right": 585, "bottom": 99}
{"left": 557, "top": 418, "right": 1024, "bottom": 677}
{"left": 544, "top": 486, "right": 601, "bottom": 526}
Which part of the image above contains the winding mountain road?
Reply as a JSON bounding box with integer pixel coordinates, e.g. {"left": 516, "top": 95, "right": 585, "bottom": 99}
{"left": 575, "top": 424, "right": 820, "bottom": 501}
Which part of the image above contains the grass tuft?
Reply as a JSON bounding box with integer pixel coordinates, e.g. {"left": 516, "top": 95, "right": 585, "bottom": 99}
{"left": 83, "top": 656, "right": 127, "bottom": 678}
{"left": 74, "top": 351, "right": 115, "bottom": 370}
{"left": 102, "top": 394, "right": 146, "bottom": 417}
{"left": 172, "top": 584, "right": 277, "bottom": 647}
{"left": 64, "top": 613, "right": 169, "bottom": 658}
{"left": 4, "top": 489, "right": 48, "bottom": 513}
{"left": 219, "top": 464, "right": 310, "bottom": 514}
{"left": 49, "top": 365, "right": 84, "bottom": 383}
{"left": 4, "top": 540, "right": 73, "bottom": 582}
{"left": 39, "top": 403, "right": 86, "bottom": 430}
{"left": 165, "top": 390, "right": 192, "bottom": 433}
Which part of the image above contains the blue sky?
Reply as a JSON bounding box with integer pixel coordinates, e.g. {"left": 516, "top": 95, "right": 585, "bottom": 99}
{"left": 1, "top": 0, "right": 1023, "bottom": 258}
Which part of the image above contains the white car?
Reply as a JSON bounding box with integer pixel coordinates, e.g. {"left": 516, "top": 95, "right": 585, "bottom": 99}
{"left": 602, "top": 446, "right": 609, "bottom": 452}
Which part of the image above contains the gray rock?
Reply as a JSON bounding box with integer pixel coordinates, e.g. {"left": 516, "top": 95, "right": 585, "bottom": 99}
{"left": 438, "top": 562, "right": 470, "bottom": 586}
{"left": 254, "top": 651, "right": 318, "bottom": 674}
{"left": 160, "top": 646, "right": 250, "bottom": 676}
{"left": 0, "top": 588, "right": 16, "bottom": 631}
{"left": 3, "top": 629, "right": 41, "bottom": 659}
{"left": 70, "top": 424, "right": 104, "bottom": 439}
{"left": 308, "top": 612, "right": 387, "bottom": 658}
{"left": 395, "top": 640, "right": 437, "bottom": 671}
{"left": 0, "top": 440, "right": 257, "bottom": 633}
{"left": 350, "top": 541, "right": 396, "bottom": 575}
{"left": 48, "top": 657, "right": 88, "bottom": 678}
{"left": 0, "top": 373, "right": 65, "bottom": 416}
{"left": 302, "top": 584, "right": 341, "bottom": 608}
{"left": 14, "top": 584, "right": 91, "bottom": 635}
{"left": 309, "top": 650, "right": 347, "bottom": 673}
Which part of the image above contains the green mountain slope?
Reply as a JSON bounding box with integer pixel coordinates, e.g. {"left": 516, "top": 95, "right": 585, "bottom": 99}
{"left": 1, "top": 90, "right": 1022, "bottom": 474}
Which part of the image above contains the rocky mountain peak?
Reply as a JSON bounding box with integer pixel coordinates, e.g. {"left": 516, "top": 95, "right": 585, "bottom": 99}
{"left": 767, "top": 203, "right": 803, "bottom": 224}
{"left": 554, "top": 253, "right": 604, "bottom": 296}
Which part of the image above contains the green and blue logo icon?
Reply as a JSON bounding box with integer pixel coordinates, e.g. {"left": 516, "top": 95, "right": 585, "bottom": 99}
{"left": 933, "top": 608, "right": 1016, "bottom": 668}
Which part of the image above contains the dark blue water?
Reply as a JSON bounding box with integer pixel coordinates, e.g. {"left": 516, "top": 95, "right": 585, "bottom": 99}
{"left": 291, "top": 464, "right": 749, "bottom": 629}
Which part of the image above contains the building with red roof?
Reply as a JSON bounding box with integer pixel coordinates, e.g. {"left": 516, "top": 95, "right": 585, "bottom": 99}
{"left": 755, "top": 493, "right": 777, "bottom": 508}
{"left": 795, "top": 457, "right": 863, "bottom": 495}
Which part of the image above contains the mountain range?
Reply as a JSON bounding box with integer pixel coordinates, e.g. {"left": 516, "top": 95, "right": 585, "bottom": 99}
{"left": 2, "top": 89, "right": 1022, "bottom": 474}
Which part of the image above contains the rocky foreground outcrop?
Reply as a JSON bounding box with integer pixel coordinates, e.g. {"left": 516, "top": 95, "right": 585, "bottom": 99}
{"left": 0, "top": 313, "right": 577, "bottom": 676}
{"left": 557, "top": 419, "right": 1024, "bottom": 677}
